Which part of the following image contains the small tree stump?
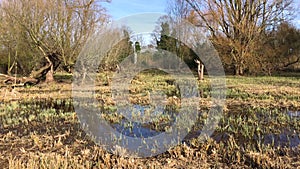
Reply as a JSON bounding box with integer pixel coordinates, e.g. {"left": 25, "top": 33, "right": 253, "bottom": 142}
{"left": 195, "top": 59, "right": 204, "bottom": 80}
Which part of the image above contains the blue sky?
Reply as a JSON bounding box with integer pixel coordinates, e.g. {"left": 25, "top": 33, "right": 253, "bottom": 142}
{"left": 102, "top": 0, "right": 300, "bottom": 27}
{"left": 293, "top": 0, "right": 300, "bottom": 27}
{"left": 101, "top": 0, "right": 168, "bottom": 44}
{"left": 101, "top": 0, "right": 300, "bottom": 45}
{"left": 102, "top": 0, "right": 167, "bottom": 20}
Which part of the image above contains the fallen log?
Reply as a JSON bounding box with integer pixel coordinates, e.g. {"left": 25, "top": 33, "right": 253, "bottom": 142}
{"left": 1, "top": 74, "right": 39, "bottom": 86}
{"left": 0, "top": 52, "right": 61, "bottom": 87}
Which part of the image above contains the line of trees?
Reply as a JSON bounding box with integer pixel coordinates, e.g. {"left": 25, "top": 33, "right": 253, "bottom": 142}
{"left": 0, "top": 0, "right": 299, "bottom": 83}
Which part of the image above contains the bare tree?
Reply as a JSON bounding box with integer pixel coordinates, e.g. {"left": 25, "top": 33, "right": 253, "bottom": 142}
{"left": 166, "top": 0, "right": 192, "bottom": 21}
{"left": 0, "top": 0, "right": 109, "bottom": 84}
{"left": 186, "top": 0, "right": 294, "bottom": 75}
{"left": 259, "top": 22, "right": 300, "bottom": 75}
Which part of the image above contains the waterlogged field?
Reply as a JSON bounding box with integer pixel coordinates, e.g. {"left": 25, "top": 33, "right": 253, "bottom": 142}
{"left": 0, "top": 71, "right": 299, "bottom": 168}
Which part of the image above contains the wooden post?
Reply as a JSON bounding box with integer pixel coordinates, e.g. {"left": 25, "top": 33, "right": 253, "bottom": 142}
{"left": 200, "top": 63, "right": 204, "bottom": 80}
{"left": 133, "top": 52, "right": 137, "bottom": 64}
{"left": 195, "top": 59, "right": 204, "bottom": 80}
{"left": 116, "top": 64, "right": 120, "bottom": 73}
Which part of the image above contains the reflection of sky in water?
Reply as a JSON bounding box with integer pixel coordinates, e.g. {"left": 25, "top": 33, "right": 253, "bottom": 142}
{"left": 117, "top": 104, "right": 170, "bottom": 124}
{"left": 112, "top": 104, "right": 176, "bottom": 138}
{"left": 113, "top": 120, "right": 161, "bottom": 138}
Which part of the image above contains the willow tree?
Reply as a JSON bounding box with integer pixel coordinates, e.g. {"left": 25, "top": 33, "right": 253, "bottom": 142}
{"left": 186, "top": 0, "right": 294, "bottom": 75}
{"left": 0, "top": 0, "right": 109, "bottom": 84}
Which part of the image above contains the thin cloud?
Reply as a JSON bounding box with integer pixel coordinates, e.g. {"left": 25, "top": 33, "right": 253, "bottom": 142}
{"left": 102, "top": 0, "right": 166, "bottom": 19}
{"left": 117, "top": 13, "right": 164, "bottom": 34}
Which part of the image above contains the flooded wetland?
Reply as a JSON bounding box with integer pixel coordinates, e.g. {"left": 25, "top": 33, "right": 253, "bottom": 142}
{"left": 0, "top": 71, "right": 299, "bottom": 168}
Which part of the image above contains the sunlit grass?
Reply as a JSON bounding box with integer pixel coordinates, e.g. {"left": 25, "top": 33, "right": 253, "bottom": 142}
{"left": 1, "top": 71, "right": 300, "bottom": 168}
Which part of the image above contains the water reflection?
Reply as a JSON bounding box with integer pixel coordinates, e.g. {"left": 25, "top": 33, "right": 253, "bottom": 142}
{"left": 112, "top": 104, "right": 177, "bottom": 138}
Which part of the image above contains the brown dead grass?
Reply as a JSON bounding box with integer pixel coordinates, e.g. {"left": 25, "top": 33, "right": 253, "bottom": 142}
{"left": 0, "top": 73, "right": 300, "bottom": 168}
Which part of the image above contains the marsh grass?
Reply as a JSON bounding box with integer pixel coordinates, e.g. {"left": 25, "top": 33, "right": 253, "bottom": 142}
{"left": 1, "top": 71, "right": 300, "bottom": 168}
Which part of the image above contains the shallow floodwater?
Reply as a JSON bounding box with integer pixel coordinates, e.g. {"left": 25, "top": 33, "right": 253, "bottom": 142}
{"left": 4, "top": 99, "right": 300, "bottom": 148}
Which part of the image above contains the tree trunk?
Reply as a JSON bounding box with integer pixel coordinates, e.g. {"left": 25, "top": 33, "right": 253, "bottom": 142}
{"left": 239, "top": 66, "right": 244, "bottom": 76}
{"left": 30, "top": 63, "right": 52, "bottom": 79}
{"left": 45, "top": 65, "right": 55, "bottom": 83}
{"left": 31, "top": 53, "right": 60, "bottom": 82}
{"left": 2, "top": 53, "right": 60, "bottom": 86}
{"left": 234, "top": 64, "right": 244, "bottom": 76}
